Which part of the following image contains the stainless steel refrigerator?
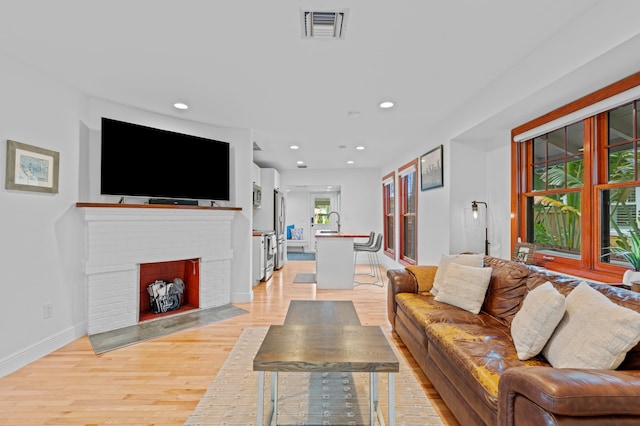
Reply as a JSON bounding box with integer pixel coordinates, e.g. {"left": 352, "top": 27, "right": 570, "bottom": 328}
{"left": 274, "top": 189, "right": 286, "bottom": 269}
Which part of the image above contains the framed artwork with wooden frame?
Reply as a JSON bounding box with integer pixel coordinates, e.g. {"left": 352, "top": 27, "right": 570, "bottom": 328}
{"left": 513, "top": 242, "right": 534, "bottom": 264}
{"left": 5, "top": 140, "right": 59, "bottom": 194}
{"left": 420, "top": 144, "right": 443, "bottom": 191}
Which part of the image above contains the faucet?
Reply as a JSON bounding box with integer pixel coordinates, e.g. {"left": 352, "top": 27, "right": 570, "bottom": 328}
{"left": 328, "top": 211, "right": 341, "bottom": 233}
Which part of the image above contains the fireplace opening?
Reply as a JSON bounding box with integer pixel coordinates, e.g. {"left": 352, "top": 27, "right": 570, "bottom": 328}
{"left": 139, "top": 258, "right": 200, "bottom": 323}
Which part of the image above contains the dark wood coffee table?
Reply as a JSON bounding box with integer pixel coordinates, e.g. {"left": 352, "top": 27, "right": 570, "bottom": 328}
{"left": 253, "top": 300, "right": 399, "bottom": 425}
{"left": 283, "top": 299, "right": 361, "bottom": 325}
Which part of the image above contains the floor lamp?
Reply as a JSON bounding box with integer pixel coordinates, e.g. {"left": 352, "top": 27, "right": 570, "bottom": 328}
{"left": 471, "top": 201, "right": 489, "bottom": 256}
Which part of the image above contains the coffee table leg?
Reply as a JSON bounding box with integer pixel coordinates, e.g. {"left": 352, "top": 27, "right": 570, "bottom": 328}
{"left": 257, "top": 372, "right": 264, "bottom": 426}
{"left": 272, "top": 372, "right": 278, "bottom": 425}
{"left": 373, "top": 372, "right": 379, "bottom": 405}
{"left": 388, "top": 372, "right": 395, "bottom": 426}
{"left": 369, "top": 372, "right": 375, "bottom": 426}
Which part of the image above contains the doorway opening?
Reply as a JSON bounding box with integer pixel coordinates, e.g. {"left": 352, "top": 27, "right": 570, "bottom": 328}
{"left": 285, "top": 185, "right": 341, "bottom": 253}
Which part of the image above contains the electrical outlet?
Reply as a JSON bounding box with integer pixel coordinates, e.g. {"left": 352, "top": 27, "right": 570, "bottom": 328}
{"left": 43, "top": 303, "right": 53, "bottom": 319}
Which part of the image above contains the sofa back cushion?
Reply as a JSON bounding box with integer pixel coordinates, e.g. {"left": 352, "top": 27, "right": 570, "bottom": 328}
{"left": 406, "top": 265, "right": 438, "bottom": 293}
{"left": 481, "top": 256, "right": 530, "bottom": 326}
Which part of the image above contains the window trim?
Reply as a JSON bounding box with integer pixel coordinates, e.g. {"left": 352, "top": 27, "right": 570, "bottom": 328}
{"left": 398, "top": 158, "right": 418, "bottom": 266}
{"left": 511, "top": 72, "right": 640, "bottom": 282}
{"left": 382, "top": 171, "right": 396, "bottom": 259}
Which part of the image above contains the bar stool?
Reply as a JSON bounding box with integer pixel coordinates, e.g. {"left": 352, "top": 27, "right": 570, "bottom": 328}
{"left": 354, "top": 234, "right": 384, "bottom": 287}
{"left": 354, "top": 231, "right": 375, "bottom": 249}
{"left": 353, "top": 232, "right": 376, "bottom": 276}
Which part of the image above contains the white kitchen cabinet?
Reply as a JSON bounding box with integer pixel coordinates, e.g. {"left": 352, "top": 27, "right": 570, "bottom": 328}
{"left": 253, "top": 168, "right": 280, "bottom": 231}
{"left": 252, "top": 163, "right": 261, "bottom": 187}
{"left": 252, "top": 235, "right": 265, "bottom": 285}
{"left": 315, "top": 231, "right": 370, "bottom": 289}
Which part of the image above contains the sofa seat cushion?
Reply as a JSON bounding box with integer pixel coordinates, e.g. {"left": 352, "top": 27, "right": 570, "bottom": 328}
{"left": 396, "top": 292, "right": 490, "bottom": 329}
{"left": 425, "top": 321, "right": 549, "bottom": 404}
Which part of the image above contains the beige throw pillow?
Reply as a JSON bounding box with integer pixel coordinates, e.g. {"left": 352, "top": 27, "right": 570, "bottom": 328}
{"left": 434, "top": 263, "right": 492, "bottom": 314}
{"left": 430, "top": 254, "right": 484, "bottom": 296}
{"left": 511, "top": 281, "right": 566, "bottom": 360}
{"left": 542, "top": 282, "right": 640, "bottom": 369}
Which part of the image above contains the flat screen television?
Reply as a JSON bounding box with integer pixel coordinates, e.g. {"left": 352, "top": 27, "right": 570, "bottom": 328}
{"left": 101, "top": 117, "right": 230, "bottom": 202}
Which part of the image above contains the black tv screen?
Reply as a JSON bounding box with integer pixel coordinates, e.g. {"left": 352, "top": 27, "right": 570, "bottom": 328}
{"left": 101, "top": 118, "right": 230, "bottom": 201}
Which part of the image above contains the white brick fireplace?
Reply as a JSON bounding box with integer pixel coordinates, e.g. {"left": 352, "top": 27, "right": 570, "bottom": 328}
{"left": 78, "top": 204, "right": 236, "bottom": 335}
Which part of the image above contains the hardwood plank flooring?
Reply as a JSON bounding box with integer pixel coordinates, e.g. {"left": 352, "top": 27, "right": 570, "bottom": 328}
{"left": 0, "top": 261, "right": 458, "bottom": 426}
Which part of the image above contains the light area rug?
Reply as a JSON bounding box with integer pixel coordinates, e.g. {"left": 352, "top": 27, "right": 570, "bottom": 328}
{"left": 185, "top": 327, "right": 444, "bottom": 426}
{"left": 293, "top": 273, "right": 317, "bottom": 283}
{"left": 89, "top": 304, "right": 248, "bottom": 354}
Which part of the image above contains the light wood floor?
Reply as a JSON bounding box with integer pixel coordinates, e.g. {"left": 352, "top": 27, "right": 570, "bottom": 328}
{"left": 0, "top": 261, "right": 458, "bottom": 426}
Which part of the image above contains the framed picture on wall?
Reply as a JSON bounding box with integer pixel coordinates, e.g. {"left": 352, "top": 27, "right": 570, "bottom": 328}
{"left": 420, "top": 144, "right": 443, "bottom": 191}
{"left": 513, "top": 242, "right": 535, "bottom": 264}
{"left": 5, "top": 139, "right": 59, "bottom": 194}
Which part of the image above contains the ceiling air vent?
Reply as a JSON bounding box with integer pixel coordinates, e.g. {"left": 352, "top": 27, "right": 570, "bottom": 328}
{"left": 297, "top": 164, "right": 308, "bottom": 168}
{"left": 301, "top": 10, "right": 348, "bottom": 40}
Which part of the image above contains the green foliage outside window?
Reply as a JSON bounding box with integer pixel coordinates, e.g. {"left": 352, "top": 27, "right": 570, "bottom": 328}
{"left": 531, "top": 145, "right": 640, "bottom": 268}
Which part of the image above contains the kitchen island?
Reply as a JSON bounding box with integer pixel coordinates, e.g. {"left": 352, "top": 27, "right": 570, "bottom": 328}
{"left": 315, "top": 231, "right": 370, "bottom": 289}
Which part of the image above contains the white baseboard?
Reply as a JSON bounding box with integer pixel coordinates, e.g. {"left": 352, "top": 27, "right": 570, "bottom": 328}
{"left": 231, "top": 290, "right": 253, "bottom": 303}
{"left": 0, "top": 322, "right": 87, "bottom": 378}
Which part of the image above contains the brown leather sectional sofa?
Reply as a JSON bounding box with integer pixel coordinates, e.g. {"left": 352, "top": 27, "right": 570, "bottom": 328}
{"left": 387, "top": 256, "right": 640, "bottom": 426}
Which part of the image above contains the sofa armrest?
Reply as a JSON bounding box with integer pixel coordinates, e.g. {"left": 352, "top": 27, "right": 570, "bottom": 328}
{"left": 499, "top": 366, "right": 640, "bottom": 426}
{"left": 386, "top": 269, "right": 419, "bottom": 327}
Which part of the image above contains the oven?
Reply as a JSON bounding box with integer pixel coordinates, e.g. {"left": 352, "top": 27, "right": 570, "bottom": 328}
{"left": 262, "top": 231, "right": 276, "bottom": 281}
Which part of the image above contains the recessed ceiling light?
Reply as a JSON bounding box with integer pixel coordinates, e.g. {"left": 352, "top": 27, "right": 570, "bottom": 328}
{"left": 379, "top": 101, "right": 394, "bottom": 109}
{"left": 173, "top": 102, "right": 189, "bottom": 110}
{"left": 355, "top": 145, "right": 365, "bottom": 150}
{"left": 290, "top": 145, "right": 300, "bottom": 150}
{"left": 348, "top": 111, "right": 361, "bottom": 118}
{"left": 347, "top": 160, "right": 355, "bottom": 164}
{"left": 296, "top": 160, "right": 305, "bottom": 165}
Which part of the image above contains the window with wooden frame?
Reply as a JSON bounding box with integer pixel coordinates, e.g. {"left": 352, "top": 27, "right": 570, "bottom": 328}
{"left": 512, "top": 72, "right": 640, "bottom": 282}
{"left": 382, "top": 171, "right": 396, "bottom": 259}
{"left": 398, "top": 159, "right": 418, "bottom": 265}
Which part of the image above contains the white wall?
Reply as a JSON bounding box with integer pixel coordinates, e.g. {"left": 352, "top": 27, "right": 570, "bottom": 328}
{"left": 449, "top": 141, "right": 488, "bottom": 255}
{"left": 447, "top": 139, "right": 511, "bottom": 260}
{"left": 378, "top": 138, "right": 494, "bottom": 271}
{"left": 280, "top": 168, "right": 381, "bottom": 237}
{"left": 485, "top": 139, "right": 513, "bottom": 260}
{"left": 379, "top": 139, "right": 513, "bottom": 271}
{"left": 0, "top": 53, "right": 87, "bottom": 376}
{"left": 253, "top": 168, "right": 279, "bottom": 231}
{"left": 286, "top": 191, "right": 309, "bottom": 231}
{"left": 84, "top": 99, "right": 254, "bottom": 305}
{"left": 0, "top": 53, "right": 254, "bottom": 377}
{"left": 286, "top": 190, "right": 311, "bottom": 242}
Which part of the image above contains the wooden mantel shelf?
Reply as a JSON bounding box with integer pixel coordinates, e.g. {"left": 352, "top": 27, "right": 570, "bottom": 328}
{"left": 76, "top": 202, "right": 241, "bottom": 211}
